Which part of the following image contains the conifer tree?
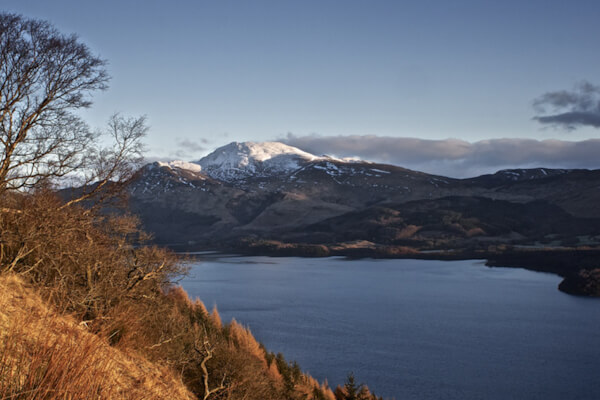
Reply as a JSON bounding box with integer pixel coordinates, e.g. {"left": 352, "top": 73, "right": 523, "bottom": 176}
{"left": 343, "top": 373, "right": 358, "bottom": 400}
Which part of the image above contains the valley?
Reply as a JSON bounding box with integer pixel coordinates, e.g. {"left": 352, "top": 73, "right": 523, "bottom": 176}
{"left": 122, "top": 141, "right": 600, "bottom": 296}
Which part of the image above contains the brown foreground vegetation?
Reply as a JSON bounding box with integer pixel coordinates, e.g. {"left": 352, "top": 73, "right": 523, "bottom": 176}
{"left": 0, "top": 192, "right": 384, "bottom": 399}
{"left": 0, "top": 273, "right": 195, "bottom": 400}
{"left": 0, "top": 12, "right": 383, "bottom": 399}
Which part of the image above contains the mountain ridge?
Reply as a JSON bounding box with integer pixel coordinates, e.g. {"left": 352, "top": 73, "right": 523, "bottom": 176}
{"left": 158, "top": 140, "right": 587, "bottom": 183}
{"left": 191, "top": 141, "right": 357, "bottom": 182}
{"left": 129, "top": 141, "right": 600, "bottom": 244}
{"left": 120, "top": 140, "right": 600, "bottom": 295}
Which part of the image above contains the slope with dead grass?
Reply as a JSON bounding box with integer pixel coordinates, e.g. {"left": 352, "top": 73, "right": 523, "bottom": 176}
{"left": 0, "top": 273, "right": 195, "bottom": 400}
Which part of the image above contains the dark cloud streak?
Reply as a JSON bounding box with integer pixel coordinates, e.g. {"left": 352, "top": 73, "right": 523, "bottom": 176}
{"left": 177, "top": 139, "right": 207, "bottom": 153}
{"left": 534, "top": 112, "right": 600, "bottom": 129}
{"left": 533, "top": 81, "right": 600, "bottom": 130}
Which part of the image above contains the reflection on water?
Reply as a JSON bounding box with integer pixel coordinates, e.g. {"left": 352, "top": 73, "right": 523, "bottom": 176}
{"left": 182, "top": 256, "right": 600, "bottom": 400}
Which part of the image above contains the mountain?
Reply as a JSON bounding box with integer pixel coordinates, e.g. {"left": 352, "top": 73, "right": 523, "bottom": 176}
{"left": 194, "top": 141, "right": 324, "bottom": 181}
{"left": 464, "top": 168, "right": 571, "bottom": 186}
{"left": 127, "top": 141, "right": 600, "bottom": 252}
{"left": 120, "top": 140, "right": 600, "bottom": 295}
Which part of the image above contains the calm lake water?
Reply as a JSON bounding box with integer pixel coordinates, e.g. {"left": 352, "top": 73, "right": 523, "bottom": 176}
{"left": 181, "top": 256, "right": 600, "bottom": 400}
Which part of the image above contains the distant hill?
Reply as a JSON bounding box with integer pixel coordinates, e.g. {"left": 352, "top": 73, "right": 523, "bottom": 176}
{"left": 127, "top": 141, "right": 600, "bottom": 252}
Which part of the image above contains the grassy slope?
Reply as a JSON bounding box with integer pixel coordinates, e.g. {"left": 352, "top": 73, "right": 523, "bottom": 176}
{"left": 0, "top": 192, "right": 350, "bottom": 400}
{"left": 0, "top": 274, "right": 195, "bottom": 400}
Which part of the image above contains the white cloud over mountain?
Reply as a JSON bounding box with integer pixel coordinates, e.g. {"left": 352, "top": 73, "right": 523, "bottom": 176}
{"left": 281, "top": 134, "right": 600, "bottom": 178}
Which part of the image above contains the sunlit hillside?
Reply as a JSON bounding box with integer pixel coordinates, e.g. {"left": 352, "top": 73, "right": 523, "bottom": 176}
{"left": 0, "top": 274, "right": 195, "bottom": 400}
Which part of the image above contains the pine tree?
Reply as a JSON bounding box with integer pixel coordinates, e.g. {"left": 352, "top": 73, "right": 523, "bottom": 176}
{"left": 343, "top": 373, "right": 358, "bottom": 400}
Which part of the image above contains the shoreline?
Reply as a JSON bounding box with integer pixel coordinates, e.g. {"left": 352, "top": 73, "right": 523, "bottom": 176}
{"left": 174, "top": 243, "right": 600, "bottom": 297}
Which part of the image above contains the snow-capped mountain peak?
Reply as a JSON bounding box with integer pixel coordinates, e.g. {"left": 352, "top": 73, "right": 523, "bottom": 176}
{"left": 155, "top": 160, "right": 203, "bottom": 174}
{"left": 194, "top": 141, "right": 322, "bottom": 181}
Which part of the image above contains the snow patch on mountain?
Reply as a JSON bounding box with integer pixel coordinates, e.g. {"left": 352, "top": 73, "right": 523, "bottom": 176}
{"left": 495, "top": 168, "right": 570, "bottom": 181}
{"left": 156, "top": 160, "right": 203, "bottom": 174}
{"left": 194, "top": 141, "right": 325, "bottom": 181}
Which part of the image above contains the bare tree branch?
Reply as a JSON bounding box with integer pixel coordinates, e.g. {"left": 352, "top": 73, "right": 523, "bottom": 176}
{"left": 194, "top": 336, "right": 228, "bottom": 400}
{"left": 59, "top": 113, "right": 147, "bottom": 209}
{"left": 0, "top": 13, "right": 144, "bottom": 204}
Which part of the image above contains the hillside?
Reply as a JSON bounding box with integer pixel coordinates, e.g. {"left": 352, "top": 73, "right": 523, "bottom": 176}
{"left": 0, "top": 274, "right": 195, "bottom": 400}
{"left": 0, "top": 192, "right": 355, "bottom": 400}
{"left": 119, "top": 141, "right": 600, "bottom": 296}
{"left": 127, "top": 141, "right": 600, "bottom": 251}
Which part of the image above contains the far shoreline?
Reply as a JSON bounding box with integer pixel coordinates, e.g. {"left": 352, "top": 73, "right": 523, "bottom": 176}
{"left": 172, "top": 243, "right": 600, "bottom": 298}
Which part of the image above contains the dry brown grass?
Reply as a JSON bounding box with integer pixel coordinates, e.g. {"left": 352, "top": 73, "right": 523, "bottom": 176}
{"left": 0, "top": 190, "right": 338, "bottom": 399}
{"left": 0, "top": 274, "right": 194, "bottom": 400}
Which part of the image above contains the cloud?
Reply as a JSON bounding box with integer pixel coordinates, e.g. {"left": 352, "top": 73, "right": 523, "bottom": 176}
{"left": 534, "top": 112, "right": 600, "bottom": 129}
{"left": 144, "top": 138, "right": 211, "bottom": 162}
{"left": 177, "top": 139, "right": 208, "bottom": 153}
{"left": 533, "top": 81, "right": 600, "bottom": 129}
{"left": 159, "top": 138, "right": 212, "bottom": 159}
{"left": 281, "top": 134, "right": 600, "bottom": 178}
{"left": 141, "top": 155, "right": 173, "bottom": 163}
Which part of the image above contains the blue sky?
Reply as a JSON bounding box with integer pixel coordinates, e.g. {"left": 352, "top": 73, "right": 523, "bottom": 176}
{"left": 4, "top": 0, "right": 600, "bottom": 175}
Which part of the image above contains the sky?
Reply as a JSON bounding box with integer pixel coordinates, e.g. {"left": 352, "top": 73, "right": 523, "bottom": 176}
{"left": 3, "top": 0, "right": 600, "bottom": 177}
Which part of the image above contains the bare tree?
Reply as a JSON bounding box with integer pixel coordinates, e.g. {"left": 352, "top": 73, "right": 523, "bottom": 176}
{"left": 59, "top": 113, "right": 147, "bottom": 208}
{"left": 0, "top": 12, "right": 143, "bottom": 202}
{"left": 194, "top": 335, "right": 228, "bottom": 400}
